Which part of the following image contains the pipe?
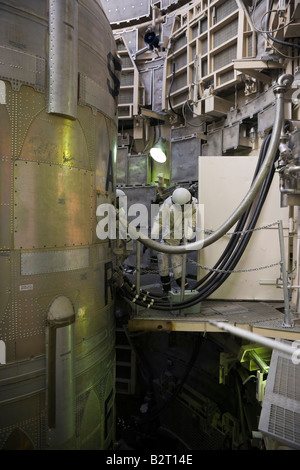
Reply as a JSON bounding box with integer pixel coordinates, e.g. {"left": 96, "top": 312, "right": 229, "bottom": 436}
{"left": 48, "top": 0, "right": 78, "bottom": 119}
{"left": 278, "top": 219, "right": 293, "bottom": 327}
{"left": 121, "top": 131, "right": 280, "bottom": 311}
{"left": 266, "top": 0, "right": 300, "bottom": 52}
{"left": 135, "top": 240, "right": 141, "bottom": 315}
{"left": 152, "top": 5, "right": 163, "bottom": 28}
{"left": 286, "top": 165, "right": 300, "bottom": 175}
{"left": 134, "top": 74, "right": 294, "bottom": 254}
{"left": 280, "top": 187, "right": 300, "bottom": 194}
{"left": 180, "top": 238, "right": 187, "bottom": 303}
{"left": 209, "top": 321, "right": 298, "bottom": 358}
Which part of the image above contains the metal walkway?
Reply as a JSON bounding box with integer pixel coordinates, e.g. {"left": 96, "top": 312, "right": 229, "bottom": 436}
{"left": 128, "top": 300, "right": 300, "bottom": 341}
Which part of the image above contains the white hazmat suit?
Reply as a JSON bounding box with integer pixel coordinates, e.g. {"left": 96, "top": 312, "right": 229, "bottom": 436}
{"left": 151, "top": 188, "right": 197, "bottom": 293}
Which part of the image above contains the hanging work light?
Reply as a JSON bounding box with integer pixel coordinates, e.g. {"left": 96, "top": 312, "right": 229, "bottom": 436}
{"left": 150, "top": 137, "right": 167, "bottom": 163}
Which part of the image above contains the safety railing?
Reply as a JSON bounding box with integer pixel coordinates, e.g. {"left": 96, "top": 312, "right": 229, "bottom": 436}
{"left": 131, "top": 220, "right": 294, "bottom": 328}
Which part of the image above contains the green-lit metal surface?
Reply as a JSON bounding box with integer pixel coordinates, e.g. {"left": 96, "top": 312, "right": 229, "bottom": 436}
{"left": 14, "top": 161, "right": 93, "bottom": 249}
{"left": 20, "top": 106, "right": 90, "bottom": 168}
{"left": 0, "top": 0, "right": 119, "bottom": 450}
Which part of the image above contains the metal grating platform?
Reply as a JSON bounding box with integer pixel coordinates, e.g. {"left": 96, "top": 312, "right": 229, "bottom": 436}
{"left": 259, "top": 339, "right": 300, "bottom": 449}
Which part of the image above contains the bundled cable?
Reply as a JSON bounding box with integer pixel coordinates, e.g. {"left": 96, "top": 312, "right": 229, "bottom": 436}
{"left": 265, "top": 0, "right": 300, "bottom": 52}
{"left": 118, "top": 130, "right": 280, "bottom": 311}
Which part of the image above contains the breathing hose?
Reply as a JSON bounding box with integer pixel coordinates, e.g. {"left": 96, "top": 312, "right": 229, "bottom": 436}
{"left": 119, "top": 74, "right": 293, "bottom": 310}
{"left": 132, "top": 74, "right": 293, "bottom": 255}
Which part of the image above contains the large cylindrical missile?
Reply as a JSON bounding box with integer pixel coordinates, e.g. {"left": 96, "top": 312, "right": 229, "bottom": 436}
{"left": 0, "top": 0, "right": 120, "bottom": 450}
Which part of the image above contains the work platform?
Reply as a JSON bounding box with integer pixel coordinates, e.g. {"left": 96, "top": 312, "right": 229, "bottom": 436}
{"left": 128, "top": 300, "right": 300, "bottom": 341}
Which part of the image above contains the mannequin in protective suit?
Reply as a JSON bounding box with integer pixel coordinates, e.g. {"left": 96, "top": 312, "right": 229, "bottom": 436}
{"left": 152, "top": 187, "right": 197, "bottom": 294}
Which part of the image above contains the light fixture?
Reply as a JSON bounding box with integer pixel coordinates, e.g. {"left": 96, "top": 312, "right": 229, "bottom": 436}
{"left": 150, "top": 137, "right": 167, "bottom": 163}
{"left": 249, "top": 127, "right": 256, "bottom": 144}
{"left": 144, "top": 27, "right": 160, "bottom": 50}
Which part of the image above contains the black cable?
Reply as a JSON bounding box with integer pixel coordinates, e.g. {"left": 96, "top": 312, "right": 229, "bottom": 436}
{"left": 136, "top": 333, "right": 202, "bottom": 425}
{"left": 118, "top": 131, "right": 279, "bottom": 311}
{"left": 192, "top": 120, "right": 291, "bottom": 303}
{"left": 266, "top": 0, "right": 300, "bottom": 51}
{"left": 193, "top": 134, "right": 270, "bottom": 290}
{"left": 150, "top": 134, "right": 274, "bottom": 309}
{"left": 168, "top": 62, "right": 182, "bottom": 117}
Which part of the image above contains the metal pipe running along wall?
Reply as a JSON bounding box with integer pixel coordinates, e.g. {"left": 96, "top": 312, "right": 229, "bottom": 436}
{"left": 210, "top": 321, "right": 300, "bottom": 363}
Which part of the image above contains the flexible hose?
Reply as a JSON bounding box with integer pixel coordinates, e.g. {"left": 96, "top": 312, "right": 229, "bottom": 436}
{"left": 131, "top": 74, "right": 293, "bottom": 255}
{"left": 121, "top": 136, "right": 277, "bottom": 311}
{"left": 266, "top": 0, "right": 300, "bottom": 51}
{"left": 118, "top": 75, "right": 293, "bottom": 310}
